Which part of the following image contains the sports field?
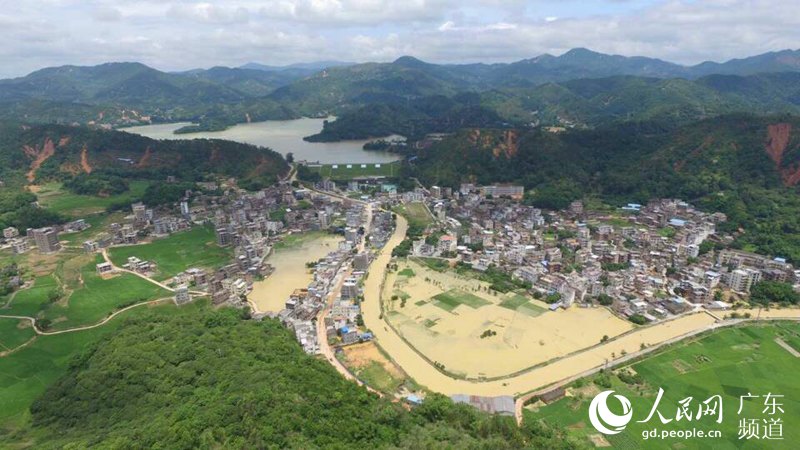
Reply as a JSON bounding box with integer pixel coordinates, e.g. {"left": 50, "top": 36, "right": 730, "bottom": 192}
{"left": 526, "top": 323, "right": 800, "bottom": 449}
{"left": 383, "top": 259, "right": 633, "bottom": 378}
{"left": 108, "top": 226, "right": 233, "bottom": 281}
{"left": 392, "top": 202, "right": 434, "bottom": 229}
{"left": 306, "top": 161, "right": 400, "bottom": 180}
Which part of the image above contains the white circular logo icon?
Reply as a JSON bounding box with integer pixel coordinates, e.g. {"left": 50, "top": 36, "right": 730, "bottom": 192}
{"left": 589, "top": 390, "right": 633, "bottom": 435}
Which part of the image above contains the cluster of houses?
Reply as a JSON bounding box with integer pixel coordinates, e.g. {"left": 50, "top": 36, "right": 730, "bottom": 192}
{"left": 2, "top": 224, "right": 79, "bottom": 255}
{"left": 275, "top": 201, "right": 388, "bottom": 354}
{"left": 383, "top": 183, "right": 799, "bottom": 323}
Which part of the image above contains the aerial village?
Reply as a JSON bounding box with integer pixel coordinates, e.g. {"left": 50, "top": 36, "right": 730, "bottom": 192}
{"left": 3, "top": 169, "right": 800, "bottom": 414}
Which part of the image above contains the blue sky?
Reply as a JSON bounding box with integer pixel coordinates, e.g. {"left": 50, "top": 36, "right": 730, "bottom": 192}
{"left": 1, "top": 1, "right": 798, "bottom": 78}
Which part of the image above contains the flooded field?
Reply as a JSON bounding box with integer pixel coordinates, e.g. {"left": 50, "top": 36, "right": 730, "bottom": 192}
{"left": 249, "top": 233, "right": 342, "bottom": 313}
{"left": 384, "top": 259, "right": 634, "bottom": 378}
{"left": 361, "top": 215, "right": 727, "bottom": 397}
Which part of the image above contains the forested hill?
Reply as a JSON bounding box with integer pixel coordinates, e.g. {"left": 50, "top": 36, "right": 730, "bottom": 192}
{"left": 0, "top": 122, "right": 289, "bottom": 187}
{"left": 3, "top": 49, "right": 800, "bottom": 133}
{"left": 408, "top": 114, "right": 800, "bottom": 262}
{"left": 306, "top": 72, "right": 800, "bottom": 141}
{"left": 12, "top": 308, "right": 582, "bottom": 449}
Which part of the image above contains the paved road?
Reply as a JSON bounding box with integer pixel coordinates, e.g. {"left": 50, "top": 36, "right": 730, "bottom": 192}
{"left": 311, "top": 191, "right": 383, "bottom": 395}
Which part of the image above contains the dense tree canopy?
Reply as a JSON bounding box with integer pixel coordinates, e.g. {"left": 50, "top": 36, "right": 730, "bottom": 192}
{"left": 21, "top": 308, "right": 584, "bottom": 449}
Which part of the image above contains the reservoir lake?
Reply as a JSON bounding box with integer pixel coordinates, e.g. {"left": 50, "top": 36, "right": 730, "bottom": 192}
{"left": 121, "top": 117, "right": 403, "bottom": 164}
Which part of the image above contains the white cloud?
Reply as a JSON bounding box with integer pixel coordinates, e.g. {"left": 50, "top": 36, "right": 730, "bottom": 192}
{"left": 1, "top": 0, "right": 799, "bottom": 77}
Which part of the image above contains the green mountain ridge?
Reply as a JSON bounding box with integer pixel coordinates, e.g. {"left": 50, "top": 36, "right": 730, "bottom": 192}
{"left": 3, "top": 48, "right": 800, "bottom": 133}
{"left": 311, "top": 73, "right": 800, "bottom": 141}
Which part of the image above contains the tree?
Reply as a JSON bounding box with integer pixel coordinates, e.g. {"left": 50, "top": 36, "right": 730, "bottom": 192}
{"left": 596, "top": 294, "right": 614, "bottom": 306}
{"left": 750, "top": 281, "right": 800, "bottom": 305}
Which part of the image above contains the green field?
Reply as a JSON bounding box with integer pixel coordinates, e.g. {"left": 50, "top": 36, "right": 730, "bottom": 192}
{"left": 273, "top": 230, "right": 332, "bottom": 251}
{"left": 398, "top": 267, "right": 416, "bottom": 277}
{"left": 0, "top": 319, "right": 36, "bottom": 352}
{"left": 108, "top": 226, "right": 232, "bottom": 280}
{"left": 2, "top": 255, "right": 170, "bottom": 330}
{"left": 526, "top": 323, "right": 800, "bottom": 449}
{"left": 499, "top": 293, "right": 531, "bottom": 310}
{"left": 41, "top": 256, "right": 171, "bottom": 330}
{"left": 36, "top": 181, "right": 149, "bottom": 216}
{"left": 499, "top": 293, "right": 546, "bottom": 317}
{"left": 3, "top": 274, "right": 59, "bottom": 317}
{"left": 393, "top": 202, "right": 434, "bottom": 229}
{"left": 59, "top": 211, "right": 127, "bottom": 245}
{"left": 0, "top": 299, "right": 207, "bottom": 432}
{"left": 432, "top": 289, "right": 491, "bottom": 312}
{"left": 306, "top": 161, "right": 400, "bottom": 180}
{"left": 354, "top": 361, "right": 405, "bottom": 393}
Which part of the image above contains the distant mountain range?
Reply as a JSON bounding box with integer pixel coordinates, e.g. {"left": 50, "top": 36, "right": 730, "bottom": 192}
{"left": 1, "top": 48, "right": 799, "bottom": 132}
{"left": 239, "top": 61, "right": 356, "bottom": 72}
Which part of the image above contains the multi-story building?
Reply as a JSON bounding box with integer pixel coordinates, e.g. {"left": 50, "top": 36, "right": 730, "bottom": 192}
{"left": 31, "top": 227, "right": 61, "bottom": 253}
{"left": 175, "top": 285, "right": 191, "bottom": 304}
{"left": 216, "top": 227, "right": 232, "bottom": 247}
{"left": 3, "top": 227, "right": 19, "bottom": 239}
{"left": 727, "top": 268, "right": 762, "bottom": 293}
{"left": 10, "top": 238, "right": 29, "bottom": 255}
{"left": 483, "top": 184, "right": 525, "bottom": 200}
{"left": 132, "top": 202, "right": 147, "bottom": 224}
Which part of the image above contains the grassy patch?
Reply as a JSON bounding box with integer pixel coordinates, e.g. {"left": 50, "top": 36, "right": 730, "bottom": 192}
{"left": 41, "top": 256, "right": 171, "bottom": 330}
{"left": 526, "top": 323, "right": 800, "bottom": 449}
{"left": 36, "top": 181, "right": 149, "bottom": 216}
{"left": 517, "top": 303, "right": 547, "bottom": 318}
{"left": 398, "top": 267, "right": 416, "bottom": 277}
{"left": 59, "top": 212, "right": 127, "bottom": 246}
{"left": 393, "top": 202, "right": 434, "bottom": 231}
{"left": 108, "top": 226, "right": 232, "bottom": 281}
{"left": 3, "top": 275, "right": 59, "bottom": 317}
{"left": 0, "top": 319, "right": 35, "bottom": 351}
{"left": 0, "top": 299, "right": 207, "bottom": 432}
{"left": 658, "top": 227, "right": 677, "bottom": 238}
{"left": 273, "top": 231, "right": 332, "bottom": 251}
{"left": 355, "top": 361, "right": 405, "bottom": 393}
{"left": 499, "top": 293, "right": 531, "bottom": 310}
{"left": 412, "top": 257, "right": 449, "bottom": 272}
{"left": 432, "top": 289, "right": 491, "bottom": 312}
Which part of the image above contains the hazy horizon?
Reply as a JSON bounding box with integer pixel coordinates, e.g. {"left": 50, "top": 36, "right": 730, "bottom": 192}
{"left": 6, "top": 46, "right": 800, "bottom": 80}
{"left": 3, "top": 1, "right": 800, "bottom": 78}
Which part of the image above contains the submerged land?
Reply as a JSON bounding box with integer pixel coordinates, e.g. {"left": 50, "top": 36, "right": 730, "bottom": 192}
{"left": 1, "top": 48, "right": 800, "bottom": 448}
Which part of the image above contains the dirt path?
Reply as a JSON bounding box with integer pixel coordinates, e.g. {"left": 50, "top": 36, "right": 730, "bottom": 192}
{"left": 101, "top": 248, "right": 175, "bottom": 292}
{"left": 0, "top": 335, "right": 37, "bottom": 357}
{"left": 775, "top": 337, "right": 800, "bottom": 357}
{"left": 0, "top": 297, "right": 172, "bottom": 340}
